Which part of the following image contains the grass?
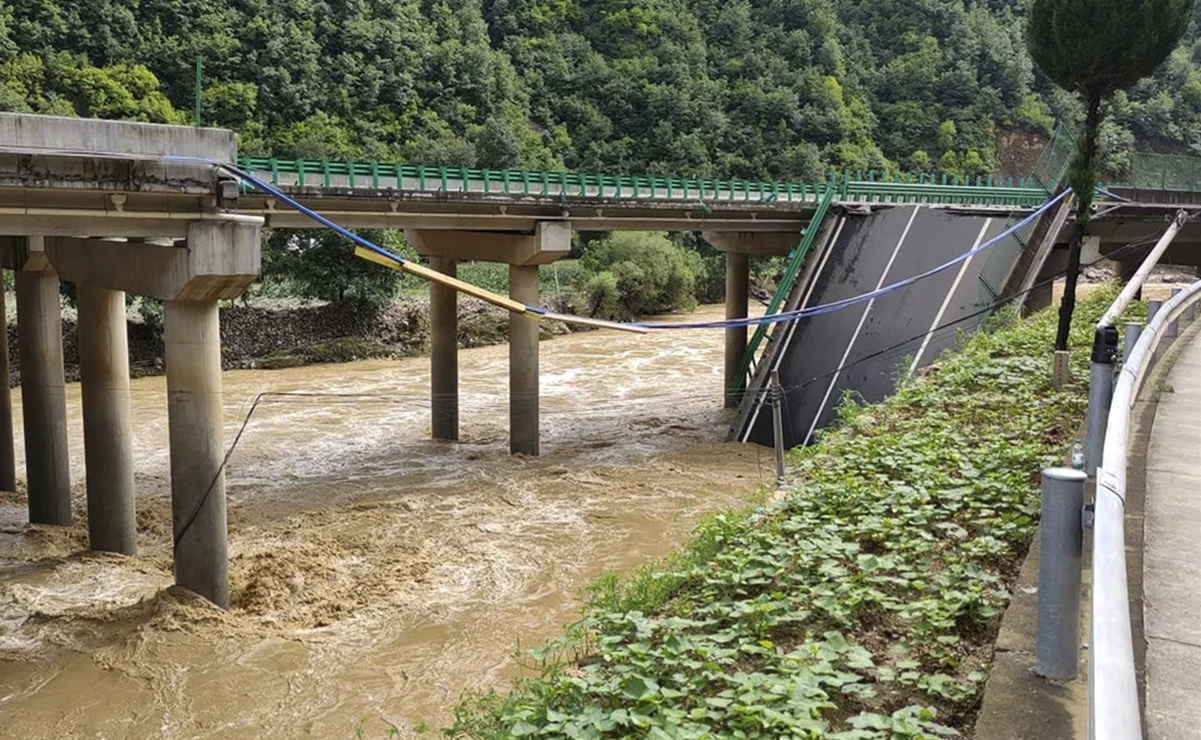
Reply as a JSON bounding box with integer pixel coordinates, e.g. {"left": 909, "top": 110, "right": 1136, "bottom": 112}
{"left": 445, "top": 288, "right": 1124, "bottom": 740}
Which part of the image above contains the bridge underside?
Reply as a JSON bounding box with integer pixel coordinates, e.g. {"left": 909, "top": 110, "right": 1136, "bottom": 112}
{"left": 734, "top": 204, "right": 1033, "bottom": 448}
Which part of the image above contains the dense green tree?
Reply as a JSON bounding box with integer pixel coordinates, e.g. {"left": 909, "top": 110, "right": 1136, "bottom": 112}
{"left": 261, "top": 228, "right": 414, "bottom": 307}
{"left": 3, "top": 0, "right": 1201, "bottom": 309}
{"left": 1027, "top": 0, "right": 1196, "bottom": 350}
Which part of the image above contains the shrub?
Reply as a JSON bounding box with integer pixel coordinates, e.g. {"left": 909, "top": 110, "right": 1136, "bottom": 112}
{"left": 574, "top": 232, "right": 706, "bottom": 319}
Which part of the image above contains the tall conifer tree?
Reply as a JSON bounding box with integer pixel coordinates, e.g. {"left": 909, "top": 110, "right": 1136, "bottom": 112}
{"left": 1026, "top": 0, "right": 1195, "bottom": 350}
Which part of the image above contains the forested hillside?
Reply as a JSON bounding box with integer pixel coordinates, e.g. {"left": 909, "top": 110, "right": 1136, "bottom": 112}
{"left": 1, "top": 0, "right": 1199, "bottom": 180}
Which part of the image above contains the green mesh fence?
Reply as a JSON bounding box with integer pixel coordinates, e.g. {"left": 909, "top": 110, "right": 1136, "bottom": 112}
{"left": 1126, "top": 152, "right": 1201, "bottom": 191}
{"left": 1032, "top": 123, "right": 1075, "bottom": 192}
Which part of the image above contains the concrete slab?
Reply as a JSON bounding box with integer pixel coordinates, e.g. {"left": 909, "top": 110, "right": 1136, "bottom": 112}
{"left": 1146, "top": 638, "right": 1201, "bottom": 740}
{"left": 974, "top": 650, "right": 1088, "bottom": 740}
{"left": 1143, "top": 327, "right": 1201, "bottom": 740}
{"left": 0, "top": 112, "right": 235, "bottom": 161}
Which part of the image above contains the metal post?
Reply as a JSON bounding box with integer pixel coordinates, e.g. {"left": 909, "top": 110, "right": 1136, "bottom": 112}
{"left": 1123, "top": 321, "right": 1142, "bottom": 364}
{"left": 1167, "top": 288, "right": 1181, "bottom": 341}
{"left": 1148, "top": 299, "right": 1163, "bottom": 324}
{"left": 194, "top": 56, "right": 203, "bottom": 127}
{"left": 1086, "top": 327, "right": 1118, "bottom": 476}
{"left": 1036, "top": 467, "right": 1086, "bottom": 680}
{"left": 770, "top": 370, "right": 785, "bottom": 485}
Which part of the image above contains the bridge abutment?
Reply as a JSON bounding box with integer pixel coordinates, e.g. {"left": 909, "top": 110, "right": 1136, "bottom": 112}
{"left": 164, "top": 298, "right": 229, "bottom": 607}
{"left": 430, "top": 256, "right": 459, "bottom": 442}
{"left": 77, "top": 285, "right": 137, "bottom": 555}
{"left": 15, "top": 264, "right": 72, "bottom": 526}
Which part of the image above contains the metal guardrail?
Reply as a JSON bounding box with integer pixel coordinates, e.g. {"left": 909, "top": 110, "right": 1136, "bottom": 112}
{"left": 728, "top": 186, "right": 837, "bottom": 405}
{"left": 1091, "top": 277, "right": 1201, "bottom": 740}
{"left": 235, "top": 157, "right": 1050, "bottom": 207}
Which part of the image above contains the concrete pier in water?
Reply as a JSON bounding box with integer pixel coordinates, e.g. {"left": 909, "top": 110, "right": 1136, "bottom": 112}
{"left": 77, "top": 285, "right": 137, "bottom": 554}
{"left": 164, "top": 299, "right": 229, "bottom": 606}
{"left": 429, "top": 256, "right": 459, "bottom": 442}
{"left": 509, "top": 264, "right": 540, "bottom": 456}
{"left": 15, "top": 267, "right": 71, "bottom": 526}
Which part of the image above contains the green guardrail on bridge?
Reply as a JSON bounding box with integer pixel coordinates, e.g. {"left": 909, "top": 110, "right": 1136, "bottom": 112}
{"left": 236, "top": 156, "right": 1051, "bottom": 207}
{"left": 727, "top": 185, "right": 838, "bottom": 406}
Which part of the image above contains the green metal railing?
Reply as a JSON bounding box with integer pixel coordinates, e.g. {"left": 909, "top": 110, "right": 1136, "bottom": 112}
{"left": 236, "top": 156, "right": 1051, "bottom": 208}
{"left": 1116, "top": 151, "right": 1201, "bottom": 191}
{"left": 727, "top": 185, "right": 838, "bottom": 405}
{"left": 1033, "top": 122, "right": 1201, "bottom": 193}
{"left": 237, "top": 156, "right": 828, "bottom": 204}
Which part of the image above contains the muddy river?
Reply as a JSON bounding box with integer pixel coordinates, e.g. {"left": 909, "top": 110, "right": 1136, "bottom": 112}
{"left": 0, "top": 304, "right": 769, "bottom": 739}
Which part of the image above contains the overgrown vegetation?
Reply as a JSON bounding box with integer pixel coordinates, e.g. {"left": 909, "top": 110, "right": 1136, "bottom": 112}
{"left": 573, "top": 233, "right": 706, "bottom": 319}
{"left": 258, "top": 228, "right": 720, "bottom": 320}
{"left": 447, "top": 288, "right": 1119, "bottom": 740}
{"left": 3, "top": 1, "right": 1201, "bottom": 179}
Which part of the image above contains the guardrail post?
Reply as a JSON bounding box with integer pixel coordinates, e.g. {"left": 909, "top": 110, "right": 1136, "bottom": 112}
{"left": 1123, "top": 321, "right": 1142, "bottom": 363}
{"left": 1036, "top": 467, "right": 1086, "bottom": 680}
{"left": 1086, "top": 326, "right": 1119, "bottom": 476}
{"left": 1148, "top": 298, "right": 1163, "bottom": 324}
{"left": 1168, "top": 288, "right": 1181, "bottom": 340}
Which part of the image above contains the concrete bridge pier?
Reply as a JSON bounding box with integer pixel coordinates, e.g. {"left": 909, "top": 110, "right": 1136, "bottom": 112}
{"left": 509, "top": 264, "right": 540, "bottom": 456}
{"left": 703, "top": 232, "right": 797, "bottom": 408}
{"left": 77, "top": 285, "right": 136, "bottom": 554}
{"left": 164, "top": 298, "right": 228, "bottom": 606}
{"left": 14, "top": 261, "right": 72, "bottom": 526}
{"left": 0, "top": 276, "right": 15, "bottom": 493}
{"left": 723, "top": 253, "right": 749, "bottom": 408}
{"left": 44, "top": 219, "right": 261, "bottom": 606}
{"left": 407, "top": 222, "right": 571, "bottom": 456}
{"left": 429, "top": 256, "right": 459, "bottom": 442}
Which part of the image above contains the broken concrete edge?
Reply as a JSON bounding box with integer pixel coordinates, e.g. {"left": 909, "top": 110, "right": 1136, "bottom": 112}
{"left": 0, "top": 112, "right": 236, "bottom": 162}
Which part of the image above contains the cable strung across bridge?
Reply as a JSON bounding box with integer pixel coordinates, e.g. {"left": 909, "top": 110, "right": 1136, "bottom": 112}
{"left": 215, "top": 160, "right": 1071, "bottom": 334}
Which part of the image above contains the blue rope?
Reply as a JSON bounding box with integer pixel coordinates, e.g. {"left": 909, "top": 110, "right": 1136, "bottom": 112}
{"left": 189, "top": 157, "right": 1070, "bottom": 333}
{"left": 632, "top": 188, "right": 1072, "bottom": 330}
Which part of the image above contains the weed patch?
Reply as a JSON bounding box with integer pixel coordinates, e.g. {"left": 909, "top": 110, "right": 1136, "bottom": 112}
{"left": 448, "top": 289, "right": 1120, "bottom": 740}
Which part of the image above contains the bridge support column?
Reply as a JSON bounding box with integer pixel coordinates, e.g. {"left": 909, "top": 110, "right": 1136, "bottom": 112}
{"left": 724, "top": 252, "right": 749, "bottom": 408}
{"left": 77, "top": 285, "right": 136, "bottom": 555}
{"left": 15, "top": 267, "right": 71, "bottom": 525}
{"left": 430, "top": 256, "right": 459, "bottom": 442}
{"left": 510, "top": 264, "right": 539, "bottom": 456}
{"left": 0, "top": 275, "right": 15, "bottom": 493}
{"left": 164, "top": 298, "right": 228, "bottom": 607}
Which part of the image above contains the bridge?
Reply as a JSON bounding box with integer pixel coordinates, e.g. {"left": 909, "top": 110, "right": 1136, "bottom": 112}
{"left": 0, "top": 111, "right": 1199, "bottom": 611}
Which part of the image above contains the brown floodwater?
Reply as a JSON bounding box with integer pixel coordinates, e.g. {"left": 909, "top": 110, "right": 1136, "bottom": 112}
{"left": 0, "top": 304, "right": 769, "bottom": 739}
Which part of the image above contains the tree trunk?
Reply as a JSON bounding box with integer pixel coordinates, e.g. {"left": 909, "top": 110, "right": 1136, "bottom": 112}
{"left": 1054, "top": 95, "right": 1104, "bottom": 351}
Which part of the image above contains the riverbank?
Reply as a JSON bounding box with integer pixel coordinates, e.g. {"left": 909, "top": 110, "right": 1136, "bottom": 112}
{"left": 2, "top": 297, "right": 579, "bottom": 385}
{"left": 448, "top": 289, "right": 1124, "bottom": 740}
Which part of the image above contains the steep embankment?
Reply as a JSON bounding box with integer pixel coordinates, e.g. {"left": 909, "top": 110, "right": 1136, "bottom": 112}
{"left": 449, "top": 288, "right": 1126, "bottom": 740}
